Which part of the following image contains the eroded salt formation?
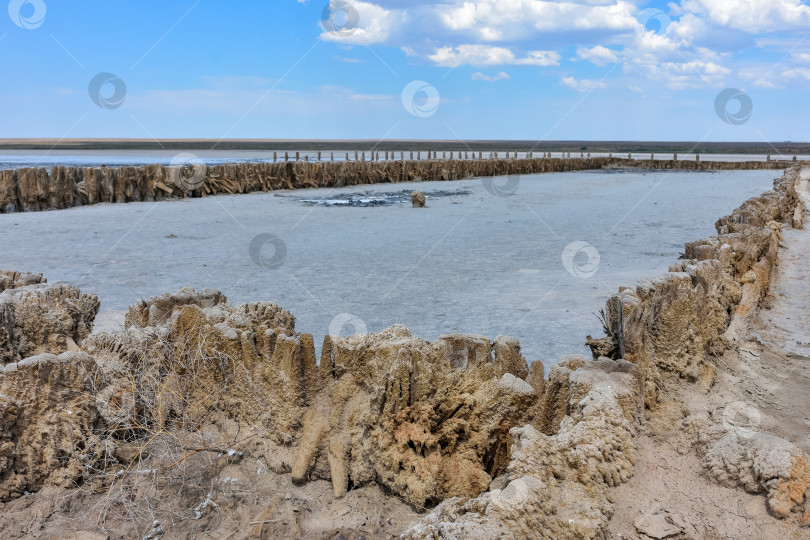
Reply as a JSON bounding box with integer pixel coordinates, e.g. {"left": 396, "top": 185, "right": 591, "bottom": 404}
{"left": 584, "top": 165, "right": 810, "bottom": 523}
{"left": 0, "top": 157, "right": 788, "bottom": 213}
{"left": 0, "top": 164, "right": 807, "bottom": 538}
{"left": 0, "top": 270, "right": 99, "bottom": 364}
{"left": 84, "top": 289, "right": 542, "bottom": 509}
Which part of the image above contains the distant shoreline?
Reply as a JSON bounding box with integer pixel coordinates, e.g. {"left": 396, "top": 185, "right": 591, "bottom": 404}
{"left": 1, "top": 138, "right": 809, "bottom": 155}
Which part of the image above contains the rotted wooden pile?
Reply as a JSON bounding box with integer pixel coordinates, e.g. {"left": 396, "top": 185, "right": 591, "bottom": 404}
{"left": 0, "top": 157, "right": 790, "bottom": 213}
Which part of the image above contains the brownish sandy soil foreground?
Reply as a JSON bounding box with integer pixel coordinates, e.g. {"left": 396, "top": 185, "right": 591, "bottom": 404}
{"left": 0, "top": 167, "right": 807, "bottom": 540}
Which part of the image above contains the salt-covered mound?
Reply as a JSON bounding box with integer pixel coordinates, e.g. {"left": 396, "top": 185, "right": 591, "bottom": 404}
{"left": 0, "top": 278, "right": 645, "bottom": 537}
{"left": 0, "top": 270, "right": 99, "bottom": 364}
{"left": 84, "top": 288, "right": 541, "bottom": 508}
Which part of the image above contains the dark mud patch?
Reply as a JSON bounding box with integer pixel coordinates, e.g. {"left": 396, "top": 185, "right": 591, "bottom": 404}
{"left": 279, "top": 189, "right": 472, "bottom": 207}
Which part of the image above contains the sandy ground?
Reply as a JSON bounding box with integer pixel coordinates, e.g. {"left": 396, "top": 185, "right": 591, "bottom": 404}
{"left": 0, "top": 469, "right": 423, "bottom": 539}
{"left": 0, "top": 169, "right": 775, "bottom": 372}
{"left": 607, "top": 170, "right": 810, "bottom": 539}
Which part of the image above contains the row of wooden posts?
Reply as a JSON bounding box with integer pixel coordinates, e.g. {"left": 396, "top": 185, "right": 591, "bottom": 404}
{"left": 276, "top": 151, "right": 799, "bottom": 163}
{"left": 0, "top": 156, "right": 792, "bottom": 214}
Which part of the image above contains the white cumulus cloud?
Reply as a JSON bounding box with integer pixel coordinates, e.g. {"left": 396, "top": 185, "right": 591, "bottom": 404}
{"left": 472, "top": 71, "right": 511, "bottom": 81}
{"left": 679, "top": 0, "right": 810, "bottom": 32}
{"left": 561, "top": 76, "right": 606, "bottom": 92}
{"left": 429, "top": 44, "right": 559, "bottom": 67}
{"left": 576, "top": 45, "right": 619, "bottom": 65}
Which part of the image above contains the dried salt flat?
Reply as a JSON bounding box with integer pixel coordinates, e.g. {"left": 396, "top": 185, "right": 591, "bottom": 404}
{"left": 0, "top": 168, "right": 776, "bottom": 371}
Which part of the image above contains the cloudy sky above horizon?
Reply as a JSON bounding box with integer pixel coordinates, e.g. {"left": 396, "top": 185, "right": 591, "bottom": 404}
{"left": 1, "top": 0, "right": 809, "bottom": 142}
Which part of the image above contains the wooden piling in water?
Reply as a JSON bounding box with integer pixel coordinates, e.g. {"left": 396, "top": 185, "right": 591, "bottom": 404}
{"left": 0, "top": 157, "right": 789, "bottom": 214}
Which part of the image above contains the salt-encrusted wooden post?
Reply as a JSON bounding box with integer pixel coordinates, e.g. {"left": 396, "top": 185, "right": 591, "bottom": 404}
{"left": 296, "top": 152, "right": 300, "bottom": 161}
{"left": 651, "top": 153, "right": 654, "bottom": 160}
{"left": 673, "top": 153, "right": 677, "bottom": 160}
{"left": 346, "top": 152, "right": 350, "bottom": 161}
{"left": 285, "top": 152, "right": 289, "bottom": 162}
{"left": 767, "top": 154, "right": 771, "bottom": 162}
{"left": 305, "top": 155, "right": 309, "bottom": 162}
{"left": 274, "top": 152, "right": 277, "bottom": 163}
{"left": 355, "top": 151, "right": 359, "bottom": 161}
{"left": 627, "top": 153, "right": 631, "bottom": 159}
{"left": 696, "top": 153, "right": 700, "bottom": 162}
{"left": 793, "top": 155, "right": 797, "bottom": 161}
{"left": 318, "top": 151, "right": 321, "bottom": 161}
{"left": 331, "top": 152, "right": 334, "bottom": 162}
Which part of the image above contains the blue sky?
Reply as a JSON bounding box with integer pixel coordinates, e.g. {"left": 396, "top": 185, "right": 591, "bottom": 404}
{"left": 1, "top": 0, "right": 809, "bottom": 141}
